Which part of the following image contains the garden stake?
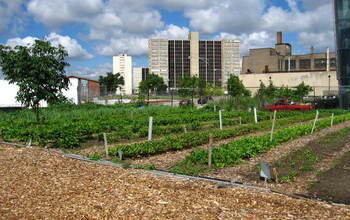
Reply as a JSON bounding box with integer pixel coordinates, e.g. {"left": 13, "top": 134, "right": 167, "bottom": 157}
{"left": 219, "top": 110, "right": 223, "bottom": 130}
{"left": 331, "top": 113, "right": 334, "bottom": 126}
{"left": 311, "top": 110, "right": 319, "bottom": 134}
{"left": 270, "top": 110, "right": 277, "bottom": 142}
{"left": 103, "top": 133, "right": 108, "bottom": 156}
{"left": 254, "top": 107, "right": 258, "bottom": 123}
{"left": 148, "top": 116, "right": 153, "bottom": 141}
{"left": 208, "top": 135, "right": 214, "bottom": 167}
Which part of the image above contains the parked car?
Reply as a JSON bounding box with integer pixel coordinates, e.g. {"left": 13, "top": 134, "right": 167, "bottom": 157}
{"left": 197, "top": 97, "right": 214, "bottom": 104}
{"left": 179, "top": 99, "right": 193, "bottom": 107}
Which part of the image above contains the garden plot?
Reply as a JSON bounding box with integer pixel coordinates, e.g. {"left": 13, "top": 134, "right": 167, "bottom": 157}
{"left": 1, "top": 144, "right": 350, "bottom": 219}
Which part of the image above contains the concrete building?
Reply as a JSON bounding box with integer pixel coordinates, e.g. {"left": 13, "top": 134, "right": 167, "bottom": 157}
{"left": 149, "top": 32, "right": 240, "bottom": 89}
{"left": 113, "top": 54, "right": 132, "bottom": 94}
{"left": 242, "top": 32, "right": 336, "bottom": 74}
{"left": 239, "top": 71, "right": 338, "bottom": 97}
{"left": 132, "top": 67, "right": 149, "bottom": 93}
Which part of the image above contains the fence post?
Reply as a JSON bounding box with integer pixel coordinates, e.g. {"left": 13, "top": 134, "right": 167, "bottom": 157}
{"left": 331, "top": 113, "right": 334, "bottom": 127}
{"left": 270, "top": 110, "right": 277, "bottom": 142}
{"left": 311, "top": 110, "right": 319, "bottom": 134}
{"left": 254, "top": 107, "right": 258, "bottom": 123}
{"left": 148, "top": 116, "right": 153, "bottom": 141}
{"left": 219, "top": 110, "right": 223, "bottom": 130}
{"left": 103, "top": 133, "right": 108, "bottom": 156}
{"left": 208, "top": 135, "right": 214, "bottom": 167}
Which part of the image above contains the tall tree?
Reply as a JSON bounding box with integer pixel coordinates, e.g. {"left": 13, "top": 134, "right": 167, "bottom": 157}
{"left": 227, "top": 75, "right": 251, "bottom": 97}
{"left": 178, "top": 75, "right": 199, "bottom": 97}
{"left": 99, "top": 72, "right": 124, "bottom": 95}
{"left": 139, "top": 73, "right": 167, "bottom": 93}
{"left": 0, "top": 40, "right": 70, "bottom": 122}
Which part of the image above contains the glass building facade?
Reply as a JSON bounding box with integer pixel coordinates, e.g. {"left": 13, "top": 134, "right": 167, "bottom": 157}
{"left": 334, "top": 0, "right": 350, "bottom": 109}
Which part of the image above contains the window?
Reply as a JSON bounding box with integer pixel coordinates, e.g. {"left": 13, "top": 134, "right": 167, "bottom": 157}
{"left": 299, "top": 59, "right": 311, "bottom": 69}
{"left": 314, "top": 58, "right": 326, "bottom": 69}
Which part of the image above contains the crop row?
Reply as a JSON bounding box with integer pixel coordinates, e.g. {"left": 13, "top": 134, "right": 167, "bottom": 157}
{"left": 108, "top": 111, "right": 339, "bottom": 159}
{"left": 173, "top": 113, "right": 350, "bottom": 174}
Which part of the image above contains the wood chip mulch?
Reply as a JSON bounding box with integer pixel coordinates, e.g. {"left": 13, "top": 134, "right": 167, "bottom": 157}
{"left": 1, "top": 145, "right": 350, "bottom": 219}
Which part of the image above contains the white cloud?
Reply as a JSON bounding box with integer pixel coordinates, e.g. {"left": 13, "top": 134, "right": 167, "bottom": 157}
{"left": 6, "top": 33, "right": 93, "bottom": 60}
{"left": 216, "top": 31, "right": 275, "bottom": 56}
{"left": 0, "top": 0, "right": 24, "bottom": 34}
{"left": 45, "top": 33, "right": 93, "bottom": 60}
{"left": 68, "top": 63, "right": 112, "bottom": 79}
{"left": 298, "top": 31, "right": 335, "bottom": 52}
{"left": 96, "top": 24, "right": 189, "bottom": 56}
{"left": 27, "top": 0, "right": 104, "bottom": 26}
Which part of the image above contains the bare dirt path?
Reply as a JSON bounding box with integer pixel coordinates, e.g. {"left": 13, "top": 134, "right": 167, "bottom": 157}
{"left": 0, "top": 144, "right": 349, "bottom": 219}
{"left": 205, "top": 121, "right": 350, "bottom": 190}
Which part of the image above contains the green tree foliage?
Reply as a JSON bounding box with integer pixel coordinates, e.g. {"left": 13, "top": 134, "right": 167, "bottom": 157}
{"left": 139, "top": 73, "right": 167, "bottom": 93}
{"left": 205, "top": 83, "right": 224, "bottom": 97}
{"left": 0, "top": 40, "right": 70, "bottom": 122}
{"left": 178, "top": 75, "right": 199, "bottom": 97}
{"left": 256, "top": 80, "right": 313, "bottom": 103}
{"left": 99, "top": 72, "right": 124, "bottom": 95}
{"left": 227, "top": 75, "right": 251, "bottom": 97}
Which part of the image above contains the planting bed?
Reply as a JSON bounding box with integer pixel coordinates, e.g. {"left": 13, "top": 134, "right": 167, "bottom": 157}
{"left": 1, "top": 144, "right": 349, "bottom": 219}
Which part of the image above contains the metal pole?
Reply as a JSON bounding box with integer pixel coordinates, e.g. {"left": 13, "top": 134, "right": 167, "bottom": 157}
{"left": 103, "top": 133, "right": 108, "bottom": 156}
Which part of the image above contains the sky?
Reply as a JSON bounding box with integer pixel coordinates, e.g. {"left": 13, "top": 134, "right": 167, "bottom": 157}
{"left": 0, "top": 0, "right": 335, "bottom": 79}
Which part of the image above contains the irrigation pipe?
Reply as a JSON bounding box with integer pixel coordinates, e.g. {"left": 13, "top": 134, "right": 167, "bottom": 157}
{"left": 1, "top": 141, "right": 349, "bottom": 206}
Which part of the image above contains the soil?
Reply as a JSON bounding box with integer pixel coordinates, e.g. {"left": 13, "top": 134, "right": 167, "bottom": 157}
{"left": 1, "top": 144, "right": 350, "bottom": 219}
{"left": 205, "top": 121, "right": 350, "bottom": 193}
{"left": 308, "top": 151, "right": 350, "bottom": 204}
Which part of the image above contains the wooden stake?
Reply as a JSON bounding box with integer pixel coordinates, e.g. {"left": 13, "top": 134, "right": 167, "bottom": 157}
{"left": 331, "top": 113, "right": 334, "bottom": 127}
{"left": 148, "top": 116, "right": 153, "bottom": 141}
{"left": 103, "top": 133, "right": 108, "bottom": 156}
{"left": 254, "top": 107, "right": 258, "bottom": 123}
{"left": 270, "top": 110, "right": 277, "bottom": 142}
{"left": 219, "top": 110, "right": 223, "bottom": 130}
{"left": 311, "top": 110, "right": 319, "bottom": 134}
{"left": 208, "top": 135, "right": 214, "bottom": 167}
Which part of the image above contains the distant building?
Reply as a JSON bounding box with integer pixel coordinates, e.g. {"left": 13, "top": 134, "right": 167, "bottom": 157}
{"left": 132, "top": 67, "right": 149, "bottom": 93}
{"left": 149, "top": 32, "right": 240, "bottom": 90}
{"left": 242, "top": 32, "right": 336, "bottom": 74}
{"left": 113, "top": 54, "right": 132, "bottom": 94}
{"left": 67, "top": 76, "right": 100, "bottom": 103}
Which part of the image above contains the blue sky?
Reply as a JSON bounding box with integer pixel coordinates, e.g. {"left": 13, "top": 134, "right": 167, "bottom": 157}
{"left": 0, "top": 0, "right": 334, "bottom": 79}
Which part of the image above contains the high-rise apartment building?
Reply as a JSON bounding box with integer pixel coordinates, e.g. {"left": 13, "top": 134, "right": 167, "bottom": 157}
{"left": 149, "top": 32, "right": 240, "bottom": 89}
{"left": 113, "top": 53, "right": 132, "bottom": 94}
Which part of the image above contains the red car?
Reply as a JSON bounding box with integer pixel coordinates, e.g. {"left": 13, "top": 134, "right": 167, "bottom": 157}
{"left": 266, "top": 99, "right": 313, "bottom": 111}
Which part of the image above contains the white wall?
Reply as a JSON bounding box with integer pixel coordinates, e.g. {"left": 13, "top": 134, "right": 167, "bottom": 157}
{"left": 0, "top": 78, "right": 79, "bottom": 107}
{"left": 62, "top": 78, "right": 79, "bottom": 104}
{"left": 113, "top": 54, "right": 133, "bottom": 95}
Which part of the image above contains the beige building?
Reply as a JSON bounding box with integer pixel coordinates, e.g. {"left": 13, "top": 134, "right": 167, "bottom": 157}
{"left": 113, "top": 54, "right": 132, "bottom": 95}
{"left": 149, "top": 32, "right": 240, "bottom": 89}
{"left": 242, "top": 32, "right": 336, "bottom": 74}
{"left": 239, "top": 71, "right": 338, "bottom": 97}
{"left": 132, "top": 67, "right": 149, "bottom": 93}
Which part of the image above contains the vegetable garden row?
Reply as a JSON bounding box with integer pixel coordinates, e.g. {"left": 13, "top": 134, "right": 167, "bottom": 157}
{"left": 107, "top": 110, "right": 344, "bottom": 159}
{"left": 0, "top": 104, "right": 319, "bottom": 148}
{"left": 171, "top": 112, "right": 350, "bottom": 175}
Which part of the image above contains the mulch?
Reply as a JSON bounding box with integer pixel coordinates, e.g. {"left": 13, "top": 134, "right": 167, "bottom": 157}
{"left": 1, "top": 144, "right": 349, "bottom": 219}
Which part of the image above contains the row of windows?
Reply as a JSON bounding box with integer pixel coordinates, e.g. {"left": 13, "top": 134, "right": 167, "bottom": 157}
{"left": 284, "top": 58, "right": 336, "bottom": 70}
